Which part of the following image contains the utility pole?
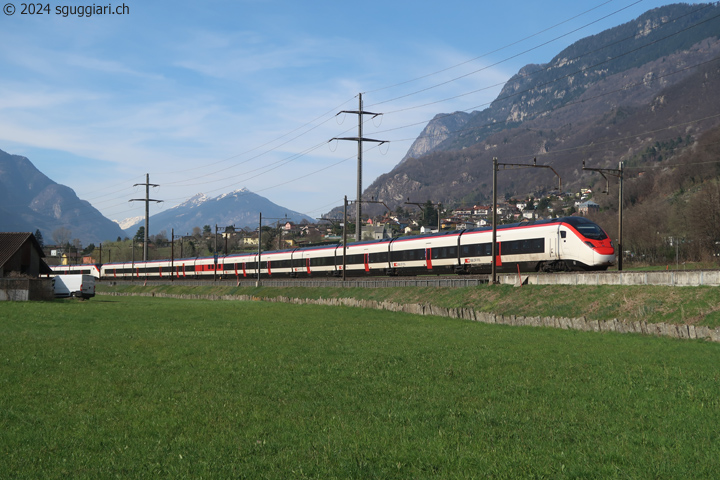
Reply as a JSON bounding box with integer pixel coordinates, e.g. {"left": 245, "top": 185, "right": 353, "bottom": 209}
{"left": 492, "top": 157, "right": 498, "bottom": 285}
{"left": 129, "top": 174, "right": 162, "bottom": 262}
{"left": 257, "top": 213, "right": 262, "bottom": 287}
{"left": 343, "top": 196, "right": 347, "bottom": 281}
{"left": 331, "top": 93, "right": 387, "bottom": 242}
{"left": 214, "top": 224, "right": 218, "bottom": 282}
{"left": 583, "top": 160, "right": 624, "bottom": 270}
{"left": 276, "top": 215, "right": 287, "bottom": 251}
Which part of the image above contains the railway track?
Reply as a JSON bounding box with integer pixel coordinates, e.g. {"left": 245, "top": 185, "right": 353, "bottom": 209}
{"left": 105, "top": 274, "right": 492, "bottom": 289}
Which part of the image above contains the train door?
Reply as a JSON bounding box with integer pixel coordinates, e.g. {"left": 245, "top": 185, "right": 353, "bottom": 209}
{"left": 557, "top": 225, "right": 578, "bottom": 260}
{"left": 361, "top": 246, "right": 371, "bottom": 273}
{"left": 425, "top": 241, "right": 433, "bottom": 270}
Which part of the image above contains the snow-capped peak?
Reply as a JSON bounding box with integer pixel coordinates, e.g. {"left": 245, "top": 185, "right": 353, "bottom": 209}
{"left": 114, "top": 215, "right": 144, "bottom": 230}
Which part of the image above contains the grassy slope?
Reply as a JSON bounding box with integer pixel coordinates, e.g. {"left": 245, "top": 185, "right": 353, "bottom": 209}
{"left": 98, "top": 283, "right": 720, "bottom": 327}
{"left": 2, "top": 296, "right": 720, "bottom": 478}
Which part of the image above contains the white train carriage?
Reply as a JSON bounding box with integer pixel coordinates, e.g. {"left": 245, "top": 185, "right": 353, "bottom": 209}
{"left": 49, "top": 264, "right": 102, "bottom": 279}
{"left": 221, "top": 252, "right": 258, "bottom": 279}
{"left": 456, "top": 217, "right": 614, "bottom": 273}
{"left": 388, "top": 230, "right": 463, "bottom": 275}
{"left": 340, "top": 239, "right": 394, "bottom": 275}
{"left": 458, "top": 223, "right": 550, "bottom": 273}
{"left": 102, "top": 257, "right": 212, "bottom": 280}
{"left": 291, "top": 245, "right": 340, "bottom": 277}
{"left": 258, "top": 249, "right": 295, "bottom": 277}
{"left": 192, "top": 255, "right": 232, "bottom": 279}
{"left": 554, "top": 216, "right": 614, "bottom": 271}
{"left": 101, "top": 261, "right": 136, "bottom": 280}
{"left": 170, "top": 257, "right": 201, "bottom": 279}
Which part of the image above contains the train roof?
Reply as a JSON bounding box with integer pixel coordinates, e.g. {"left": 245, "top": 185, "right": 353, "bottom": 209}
{"left": 50, "top": 264, "right": 100, "bottom": 268}
{"left": 344, "top": 237, "right": 394, "bottom": 247}
{"left": 462, "top": 216, "right": 600, "bottom": 234}
{"left": 298, "top": 243, "right": 340, "bottom": 251}
{"left": 391, "top": 229, "right": 462, "bottom": 242}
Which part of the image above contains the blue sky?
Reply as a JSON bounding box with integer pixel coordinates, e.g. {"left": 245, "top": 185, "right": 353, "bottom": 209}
{"left": 0, "top": 0, "right": 681, "bottom": 226}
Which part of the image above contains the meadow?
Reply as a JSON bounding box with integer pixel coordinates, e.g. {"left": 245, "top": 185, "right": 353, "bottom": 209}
{"left": 2, "top": 295, "right": 719, "bottom": 478}
{"left": 101, "top": 282, "right": 720, "bottom": 327}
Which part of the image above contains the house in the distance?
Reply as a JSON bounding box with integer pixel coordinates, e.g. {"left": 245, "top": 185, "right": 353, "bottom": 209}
{"left": 577, "top": 201, "right": 600, "bottom": 216}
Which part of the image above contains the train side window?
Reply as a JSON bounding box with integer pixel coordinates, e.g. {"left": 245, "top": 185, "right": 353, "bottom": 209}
{"left": 560, "top": 231, "right": 567, "bottom": 239}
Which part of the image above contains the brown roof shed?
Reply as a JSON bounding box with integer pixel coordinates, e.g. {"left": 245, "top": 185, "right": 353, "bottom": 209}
{"left": 0, "top": 232, "right": 53, "bottom": 278}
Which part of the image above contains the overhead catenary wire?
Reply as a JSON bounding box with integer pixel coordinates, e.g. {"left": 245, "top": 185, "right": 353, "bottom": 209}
{"left": 365, "top": 0, "right": 646, "bottom": 108}
{"left": 378, "top": 2, "right": 717, "bottom": 117}
{"left": 68, "top": 95, "right": 358, "bottom": 205}
{"left": 379, "top": 56, "right": 720, "bottom": 147}
{"left": 59, "top": 2, "right": 720, "bottom": 224}
{"left": 363, "top": 0, "right": 619, "bottom": 95}
{"left": 82, "top": 0, "right": 646, "bottom": 209}
{"left": 516, "top": 112, "right": 720, "bottom": 162}
{"left": 159, "top": 144, "right": 366, "bottom": 205}
{"left": 159, "top": 96, "right": 358, "bottom": 185}
{"left": 369, "top": 9, "right": 720, "bottom": 143}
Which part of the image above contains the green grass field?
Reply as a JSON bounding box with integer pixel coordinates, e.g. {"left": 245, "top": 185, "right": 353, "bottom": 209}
{"left": 2, "top": 296, "right": 720, "bottom": 478}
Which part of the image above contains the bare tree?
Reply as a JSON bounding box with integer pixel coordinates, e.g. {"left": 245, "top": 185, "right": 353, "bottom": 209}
{"left": 684, "top": 180, "right": 720, "bottom": 261}
{"left": 52, "top": 227, "right": 72, "bottom": 246}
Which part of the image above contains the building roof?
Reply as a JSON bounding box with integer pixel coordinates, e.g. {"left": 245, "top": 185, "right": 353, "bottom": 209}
{"left": 0, "top": 232, "right": 45, "bottom": 266}
{"left": 0, "top": 232, "right": 52, "bottom": 274}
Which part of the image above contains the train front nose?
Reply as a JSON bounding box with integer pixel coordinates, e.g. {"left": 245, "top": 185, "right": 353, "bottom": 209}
{"left": 593, "top": 241, "right": 616, "bottom": 266}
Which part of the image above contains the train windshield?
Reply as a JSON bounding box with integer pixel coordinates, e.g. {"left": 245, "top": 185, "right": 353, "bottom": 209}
{"left": 563, "top": 217, "right": 608, "bottom": 240}
{"left": 575, "top": 223, "right": 607, "bottom": 240}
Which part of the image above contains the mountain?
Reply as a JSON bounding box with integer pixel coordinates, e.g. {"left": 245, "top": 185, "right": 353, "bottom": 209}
{"left": 399, "top": 112, "right": 471, "bottom": 165}
{"left": 121, "top": 189, "right": 316, "bottom": 237}
{"left": 362, "top": 3, "right": 720, "bottom": 211}
{"left": 0, "top": 149, "right": 126, "bottom": 245}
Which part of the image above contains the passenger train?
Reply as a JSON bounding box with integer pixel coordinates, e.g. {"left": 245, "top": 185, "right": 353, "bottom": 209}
{"left": 50, "top": 216, "right": 614, "bottom": 281}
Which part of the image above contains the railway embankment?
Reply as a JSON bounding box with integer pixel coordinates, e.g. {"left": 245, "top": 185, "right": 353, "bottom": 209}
{"left": 99, "top": 281, "right": 720, "bottom": 343}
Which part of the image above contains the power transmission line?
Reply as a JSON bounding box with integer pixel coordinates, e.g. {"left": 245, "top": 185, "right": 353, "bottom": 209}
{"left": 129, "top": 174, "right": 163, "bottom": 262}
{"left": 330, "top": 93, "right": 388, "bottom": 241}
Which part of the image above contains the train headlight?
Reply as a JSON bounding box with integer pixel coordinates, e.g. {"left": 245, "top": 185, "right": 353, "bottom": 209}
{"left": 584, "top": 241, "right": 595, "bottom": 249}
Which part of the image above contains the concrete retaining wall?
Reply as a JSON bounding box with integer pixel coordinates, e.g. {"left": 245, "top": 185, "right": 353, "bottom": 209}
{"left": 0, "top": 278, "right": 54, "bottom": 301}
{"left": 112, "top": 270, "right": 720, "bottom": 288}
{"left": 104, "top": 291, "right": 720, "bottom": 343}
{"left": 501, "top": 270, "right": 720, "bottom": 286}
